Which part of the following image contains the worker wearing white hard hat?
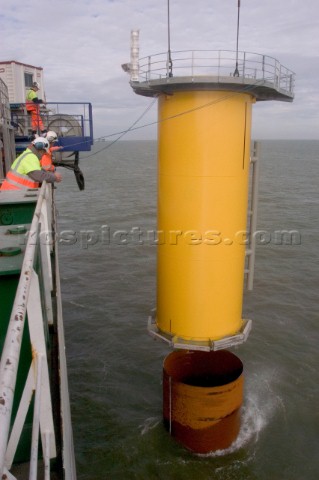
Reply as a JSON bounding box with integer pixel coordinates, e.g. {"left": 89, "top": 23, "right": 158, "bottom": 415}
{"left": 41, "top": 131, "right": 64, "bottom": 172}
{"left": 0, "top": 137, "right": 62, "bottom": 191}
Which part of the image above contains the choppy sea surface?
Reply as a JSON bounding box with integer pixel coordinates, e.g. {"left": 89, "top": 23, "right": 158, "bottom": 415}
{"left": 56, "top": 140, "right": 319, "bottom": 480}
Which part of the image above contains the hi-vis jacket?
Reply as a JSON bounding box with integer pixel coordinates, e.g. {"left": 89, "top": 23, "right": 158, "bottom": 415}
{"left": 26, "top": 89, "right": 42, "bottom": 111}
{"left": 0, "top": 148, "right": 40, "bottom": 190}
{"left": 40, "top": 146, "right": 61, "bottom": 172}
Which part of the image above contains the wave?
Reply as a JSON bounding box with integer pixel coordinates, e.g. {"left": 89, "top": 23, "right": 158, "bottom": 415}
{"left": 202, "top": 368, "right": 285, "bottom": 457}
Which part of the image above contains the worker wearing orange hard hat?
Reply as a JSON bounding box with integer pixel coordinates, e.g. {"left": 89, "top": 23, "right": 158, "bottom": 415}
{"left": 26, "top": 81, "right": 47, "bottom": 137}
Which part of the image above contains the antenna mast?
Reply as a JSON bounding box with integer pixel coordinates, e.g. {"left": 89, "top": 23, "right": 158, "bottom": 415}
{"left": 167, "top": 0, "right": 173, "bottom": 77}
{"left": 234, "top": 0, "right": 241, "bottom": 76}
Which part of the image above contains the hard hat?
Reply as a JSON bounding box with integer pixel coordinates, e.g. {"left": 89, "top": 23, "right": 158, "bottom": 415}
{"left": 32, "top": 137, "right": 49, "bottom": 152}
{"left": 45, "top": 131, "right": 58, "bottom": 143}
{"left": 32, "top": 81, "right": 40, "bottom": 89}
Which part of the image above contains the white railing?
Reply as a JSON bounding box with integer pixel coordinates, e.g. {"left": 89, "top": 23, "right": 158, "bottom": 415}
{"left": 0, "top": 183, "right": 56, "bottom": 479}
{"left": 0, "top": 78, "right": 16, "bottom": 178}
{"left": 0, "top": 78, "right": 11, "bottom": 125}
{"left": 133, "top": 49, "right": 295, "bottom": 97}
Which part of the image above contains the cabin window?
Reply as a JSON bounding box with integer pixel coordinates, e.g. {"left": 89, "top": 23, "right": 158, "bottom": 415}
{"left": 24, "top": 72, "right": 33, "bottom": 88}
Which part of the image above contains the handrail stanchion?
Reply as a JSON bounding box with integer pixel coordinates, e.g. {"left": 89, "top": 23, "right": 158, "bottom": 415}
{"left": 29, "top": 354, "right": 43, "bottom": 480}
{"left": 44, "top": 431, "right": 51, "bottom": 480}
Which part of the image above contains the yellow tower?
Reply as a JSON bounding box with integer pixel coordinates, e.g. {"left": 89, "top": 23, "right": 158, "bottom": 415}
{"left": 128, "top": 40, "right": 294, "bottom": 350}
{"left": 156, "top": 89, "right": 253, "bottom": 344}
{"left": 125, "top": 31, "right": 295, "bottom": 452}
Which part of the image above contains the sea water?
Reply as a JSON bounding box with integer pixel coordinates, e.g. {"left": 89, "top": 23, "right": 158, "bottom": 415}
{"left": 56, "top": 140, "right": 319, "bottom": 480}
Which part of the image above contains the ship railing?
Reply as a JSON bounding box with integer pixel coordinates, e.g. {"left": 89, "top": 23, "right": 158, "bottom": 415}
{"left": 0, "top": 182, "right": 57, "bottom": 479}
{"left": 10, "top": 102, "right": 94, "bottom": 152}
{"left": 132, "top": 49, "right": 295, "bottom": 97}
{"left": 0, "top": 78, "right": 12, "bottom": 126}
{"left": 0, "top": 78, "right": 16, "bottom": 176}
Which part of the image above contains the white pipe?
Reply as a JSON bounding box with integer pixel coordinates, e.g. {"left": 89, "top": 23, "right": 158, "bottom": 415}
{"left": 0, "top": 182, "right": 47, "bottom": 476}
{"left": 130, "top": 30, "right": 139, "bottom": 81}
{"left": 29, "top": 354, "right": 43, "bottom": 480}
{"left": 44, "top": 431, "right": 51, "bottom": 480}
{"left": 247, "top": 142, "right": 260, "bottom": 291}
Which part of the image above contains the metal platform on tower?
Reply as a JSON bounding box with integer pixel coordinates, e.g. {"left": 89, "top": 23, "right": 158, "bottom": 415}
{"left": 126, "top": 48, "right": 295, "bottom": 102}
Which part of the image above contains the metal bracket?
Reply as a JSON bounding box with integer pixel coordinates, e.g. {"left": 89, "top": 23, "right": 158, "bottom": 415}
{"left": 148, "top": 310, "right": 252, "bottom": 351}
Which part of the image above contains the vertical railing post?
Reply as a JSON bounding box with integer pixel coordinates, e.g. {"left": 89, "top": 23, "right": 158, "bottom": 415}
{"left": 192, "top": 50, "right": 195, "bottom": 78}
{"left": 29, "top": 355, "right": 43, "bottom": 480}
{"left": 44, "top": 431, "right": 51, "bottom": 480}
{"left": 147, "top": 56, "right": 151, "bottom": 81}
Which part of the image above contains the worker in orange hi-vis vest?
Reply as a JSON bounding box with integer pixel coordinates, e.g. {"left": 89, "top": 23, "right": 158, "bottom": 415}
{"left": 41, "top": 131, "right": 64, "bottom": 172}
{"left": 0, "top": 137, "right": 62, "bottom": 191}
{"left": 26, "top": 81, "right": 47, "bottom": 136}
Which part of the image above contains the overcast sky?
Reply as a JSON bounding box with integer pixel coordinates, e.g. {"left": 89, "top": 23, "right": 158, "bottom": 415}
{"left": 1, "top": 0, "right": 319, "bottom": 140}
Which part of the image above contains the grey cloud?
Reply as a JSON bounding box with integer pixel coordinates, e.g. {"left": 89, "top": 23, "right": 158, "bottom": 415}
{"left": 1, "top": 0, "right": 319, "bottom": 139}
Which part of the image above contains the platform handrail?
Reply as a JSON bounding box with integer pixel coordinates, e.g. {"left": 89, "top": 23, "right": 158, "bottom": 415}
{"left": 10, "top": 101, "right": 94, "bottom": 151}
{"left": 0, "top": 182, "right": 56, "bottom": 478}
{"left": 130, "top": 49, "right": 295, "bottom": 97}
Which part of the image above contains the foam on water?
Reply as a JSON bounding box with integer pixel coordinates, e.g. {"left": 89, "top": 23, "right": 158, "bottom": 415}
{"left": 139, "top": 416, "right": 161, "bottom": 436}
{"left": 138, "top": 367, "right": 285, "bottom": 459}
{"left": 57, "top": 140, "right": 318, "bottom": 478}
{"left": 204, "top": 368, "right": 285, "bottom": 457}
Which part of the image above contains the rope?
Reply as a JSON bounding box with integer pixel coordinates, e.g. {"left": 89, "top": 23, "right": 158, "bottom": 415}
{"left": 56, "top": 76, "right": 267, "bottom": 159}
{"left": 82, "top": 97, "right": 157, "bottom": 159}
{"left": 80, "top": 76, "right": 267, "bottom": 159}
